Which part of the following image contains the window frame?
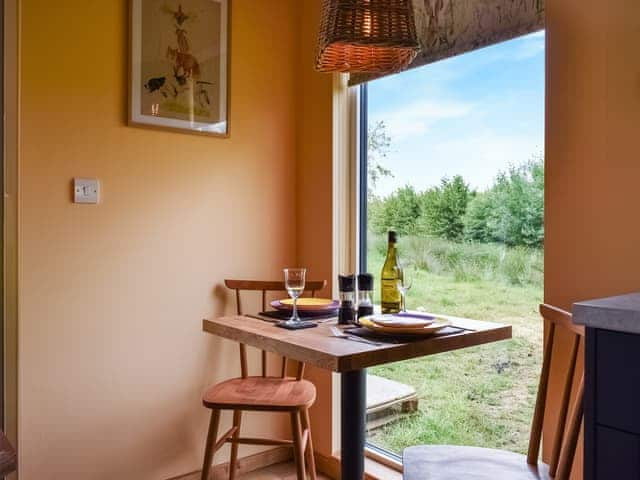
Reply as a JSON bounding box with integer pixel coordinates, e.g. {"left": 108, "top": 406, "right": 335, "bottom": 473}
{"left": 356, "top": 82, "right": 405, "bottom": 470}
{"left": 357, "top": 83, "right": 368, "bottom": 273}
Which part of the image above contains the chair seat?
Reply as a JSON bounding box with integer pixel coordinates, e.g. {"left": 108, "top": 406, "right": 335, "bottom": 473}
{"left": 202, "top": 376, "right": 316, "bottom": 412}
{"left": 403, "top": 445, "right": 550, "bottom": 480}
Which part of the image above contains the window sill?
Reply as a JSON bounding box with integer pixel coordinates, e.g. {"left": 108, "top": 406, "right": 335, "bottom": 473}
{"left": 365, "top": 445, "right": 403, "bottom": 473}
{"left": 316, "top": 451, "right": 402, "bottom": 480}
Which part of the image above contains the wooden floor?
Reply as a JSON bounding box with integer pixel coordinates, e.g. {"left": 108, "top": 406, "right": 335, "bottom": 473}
{"left": 226, "top": 462, "right": 332, "bottom": 479}
{"left": 181, "top": 457, "right": 402, "bottom": 480}
{"left": 181, "top": 462, "right": 332, "bottom": 480}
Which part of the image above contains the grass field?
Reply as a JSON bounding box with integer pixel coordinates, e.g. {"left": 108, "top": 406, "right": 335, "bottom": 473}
{"left": 366, "top": 236, "right": 543, "bottom": 455}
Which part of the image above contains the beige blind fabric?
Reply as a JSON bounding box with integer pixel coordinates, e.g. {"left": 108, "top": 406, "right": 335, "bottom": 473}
{"left": 349, "top": 0, "right": 545, "bottom": 85}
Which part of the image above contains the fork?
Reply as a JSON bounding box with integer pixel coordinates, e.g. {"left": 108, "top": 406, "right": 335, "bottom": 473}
{"left": 329, "top": 326, "right": 383, "bottom": 346}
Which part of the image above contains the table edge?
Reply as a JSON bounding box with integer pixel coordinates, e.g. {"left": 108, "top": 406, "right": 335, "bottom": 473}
{"left": 203, "top": 317, "right": 512, "bottom": 373}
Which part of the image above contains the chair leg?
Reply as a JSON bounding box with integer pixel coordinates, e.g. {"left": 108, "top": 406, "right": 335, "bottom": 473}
{"left": 201, "top": 409, "right": 220, "bottom": 480}
{"left": 229, "top": 410, "right": 242, "bottom": 480}
{"left": 290, "top": 411, "right": 307, "bottom": 480}
{"left": 301, "top": 408, "right": 317, "bottom": 480}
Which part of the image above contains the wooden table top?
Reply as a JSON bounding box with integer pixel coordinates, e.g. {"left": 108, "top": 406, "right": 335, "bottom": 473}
{"left": 203, "top": 314, "right": 512, "bottom": 372}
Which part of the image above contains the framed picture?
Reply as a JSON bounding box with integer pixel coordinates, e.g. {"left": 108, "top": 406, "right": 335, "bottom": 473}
{"left": 129, "top": 0, "right": 229, "bottom": 136}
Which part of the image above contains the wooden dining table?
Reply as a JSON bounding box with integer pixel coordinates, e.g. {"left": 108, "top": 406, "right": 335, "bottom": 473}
{"left": 202, "top": 313, "right": 511, "bottom": 479}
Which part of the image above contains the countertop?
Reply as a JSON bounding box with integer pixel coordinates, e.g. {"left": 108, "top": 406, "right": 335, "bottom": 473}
{"left": 573, "top": 292, "right": 640, "bottom": 334}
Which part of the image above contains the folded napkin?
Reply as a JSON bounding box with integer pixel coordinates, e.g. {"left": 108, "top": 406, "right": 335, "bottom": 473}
{"left": 368, "top": 313, "right": 435, "bottom": 328}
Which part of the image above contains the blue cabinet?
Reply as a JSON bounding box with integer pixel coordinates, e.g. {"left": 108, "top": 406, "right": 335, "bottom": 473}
{"left": 574, "top": 294, "right": 640, "bottom": 480}
{"left": 595, "top": 425, "right": 640, "bottom": 479}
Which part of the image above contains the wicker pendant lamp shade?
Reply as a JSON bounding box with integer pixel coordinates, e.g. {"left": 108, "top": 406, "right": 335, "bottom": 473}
{"left": 316, "top": 0, "right": 420, "bottom": 74}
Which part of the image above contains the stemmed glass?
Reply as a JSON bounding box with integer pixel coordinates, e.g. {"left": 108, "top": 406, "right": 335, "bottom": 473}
{"left": 283, "top": 268, "right": 306, "bottom": 325}
{"left": 396, "top": 265, "right": 413, "bottom": 313}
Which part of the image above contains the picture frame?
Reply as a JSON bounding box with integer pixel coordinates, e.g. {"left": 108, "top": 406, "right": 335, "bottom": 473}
{"left": 129, "top": 0, "right": 230, "bottom": 136}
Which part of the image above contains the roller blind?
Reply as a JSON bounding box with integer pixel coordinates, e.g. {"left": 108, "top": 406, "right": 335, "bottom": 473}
{"left": 349, "top": 0, "right": 545, "bottom": 85}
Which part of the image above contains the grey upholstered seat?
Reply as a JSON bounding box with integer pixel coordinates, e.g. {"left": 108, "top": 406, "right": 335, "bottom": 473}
{"left": 403, "top": 445, "right": 551, "bottom": 480}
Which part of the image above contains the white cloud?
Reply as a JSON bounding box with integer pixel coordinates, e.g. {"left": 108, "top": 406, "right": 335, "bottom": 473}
{"left": 374, "top": 129, "right": 543, "bottom": 197}
{"left": 372, "top": 100, "right": 475, "bottom": 141}
{"left": 367, "top": 30, "right": 545, "bottom": 198}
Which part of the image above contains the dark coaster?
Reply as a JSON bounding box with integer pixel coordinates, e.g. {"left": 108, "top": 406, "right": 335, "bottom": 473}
{"left": 275, "top": 320, "right": 319, "bottom": 330}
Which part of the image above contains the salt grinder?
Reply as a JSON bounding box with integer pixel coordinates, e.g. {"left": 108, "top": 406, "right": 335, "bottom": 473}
{"left": 357, "top": 273, "right": 374, "bottom": 319}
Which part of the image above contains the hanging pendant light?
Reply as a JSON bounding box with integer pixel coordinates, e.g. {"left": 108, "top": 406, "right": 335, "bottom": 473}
{"left": 316, "top": 0, "right": 420, "bottom": 74}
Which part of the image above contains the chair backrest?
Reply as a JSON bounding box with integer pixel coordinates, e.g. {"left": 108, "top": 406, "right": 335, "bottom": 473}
{"left": 224, "top": 279, "right": 327, "bottom": 380}
{"left": 527, "top": 304, "right": 585, "bottom": 480}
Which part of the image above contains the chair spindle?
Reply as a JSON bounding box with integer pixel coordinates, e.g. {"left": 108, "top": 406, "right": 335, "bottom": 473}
{"left": 224, "top": 279, "right": 326, "bottom": 380}
{"left": 527, "top": 321, "right": 556, "bottom": 464}
{"left": 239, "top": 344, "right": 248, "bottom": 379}
{"left": 296, "top": 361, "right": 306, "bottom": 381}
{"left": 556, "top": 376, "right": 585, "bottom": 480}
{"left": 549, "top": 333, "right": 581, "bottom": 476}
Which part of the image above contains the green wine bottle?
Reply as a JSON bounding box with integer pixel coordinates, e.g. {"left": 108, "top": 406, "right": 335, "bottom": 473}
{"left": 380, "top": 231, "right": 401, "bottom": 314}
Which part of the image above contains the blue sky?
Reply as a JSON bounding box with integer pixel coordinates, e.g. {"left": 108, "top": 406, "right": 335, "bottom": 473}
{"left": 369, "top": 31, "right": 545, "bottom": 197}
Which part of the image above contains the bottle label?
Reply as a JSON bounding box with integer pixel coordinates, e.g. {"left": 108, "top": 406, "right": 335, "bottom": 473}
{"left": 381, "top": 278, "right": 401, "bottom": 313}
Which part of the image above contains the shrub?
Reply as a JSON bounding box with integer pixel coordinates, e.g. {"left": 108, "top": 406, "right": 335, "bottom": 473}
{"left": 370, "top": 230, "right": 390, "bottom": 259}
{"left": 502, "top": 247, "right": 531, "bottom": 285}
{"left": 402, "top": 236, "right": 445, "bottom": 274}
{"left": 370, "top": 232, "right": 543, "bottom": 287}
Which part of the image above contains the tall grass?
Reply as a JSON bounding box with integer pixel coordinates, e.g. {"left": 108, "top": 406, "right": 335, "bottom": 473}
{"left": 366, "top": 232, "right": 544, "bottom": 455}
{"left": 369, "top": 232, "right": 543, "bottom": 286}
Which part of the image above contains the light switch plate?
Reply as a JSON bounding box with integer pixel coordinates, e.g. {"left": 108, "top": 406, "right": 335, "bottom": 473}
{"left": 73, "top": 178, "right": 100, "bottom": 204}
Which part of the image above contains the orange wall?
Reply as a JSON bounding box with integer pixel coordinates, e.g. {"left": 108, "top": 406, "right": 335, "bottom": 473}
{"left": 545, "top": 0, "right": 640, "bottom": 476}
{"left": 18, "top": 1, "right": 303, "bottom": 478}
{"left": 295, "top": 0, "right": 336, "bottom": 458}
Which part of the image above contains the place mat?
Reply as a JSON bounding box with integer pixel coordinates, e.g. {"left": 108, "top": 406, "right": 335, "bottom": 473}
{"left": 258, "top": 310, "right": 338, "bottom": 321}
{"left": 344, "top": 325, "right": 465, "bottom": 344}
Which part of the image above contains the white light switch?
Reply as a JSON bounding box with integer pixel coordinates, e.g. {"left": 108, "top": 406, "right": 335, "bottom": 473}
{"left": 73, "top": 178, "right": 100, "bottom": 204}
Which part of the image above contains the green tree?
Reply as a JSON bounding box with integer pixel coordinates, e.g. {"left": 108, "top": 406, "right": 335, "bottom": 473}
{"left": 464, "top": 156, "right": 544, "bottom": 247}
{"left": 492, "top": 157, "right": 544, "bottom": 247}
{"left": 367, "top": 121, "right": 394, "bottom": 193}
{"left": 420, "top": 176, "right": 471, "bottom": 241}
{"left": 366, "top": 121, "right": 395, "bottom": 228}
{"left": 463, "top": 192, "right": 494, "bottom": 243}
{"left": 368, "top": 196, "right": 386, "bottom": 234}
{"left": 371, "top": 185, "right": 421, "bottom": 235}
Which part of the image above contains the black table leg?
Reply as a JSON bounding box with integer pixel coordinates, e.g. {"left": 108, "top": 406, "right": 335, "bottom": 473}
{"left": 341, "top": 368, "right": 366, "bottom": 479}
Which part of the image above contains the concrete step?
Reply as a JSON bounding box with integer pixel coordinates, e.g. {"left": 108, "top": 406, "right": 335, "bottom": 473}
{"left": 366, "top": 374, "right": 418, "bottom": 431}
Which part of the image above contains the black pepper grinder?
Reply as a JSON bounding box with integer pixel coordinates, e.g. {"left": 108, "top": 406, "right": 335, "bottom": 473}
{"left": 357, "top": 273, "right": 374, "bottom": 320}
{"left": 338, "top": 274, "right": 356, "bottom": 325}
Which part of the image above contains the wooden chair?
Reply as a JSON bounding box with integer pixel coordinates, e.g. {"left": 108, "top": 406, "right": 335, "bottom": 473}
{"left": 403, "top": 304, "right": 585, "bottom": 480}
{"left": 200, "top": 279, "right": 327, "bottom": 480}
{"left": 0, "top": 431, "right": 16, "bottom": 477}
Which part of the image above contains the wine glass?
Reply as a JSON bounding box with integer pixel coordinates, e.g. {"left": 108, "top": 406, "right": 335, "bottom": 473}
{"left": 283, "top": 268, "right": 306, "bottom": 324}
{"left": 396, "top": 265, "right": 413, "bottom": 313}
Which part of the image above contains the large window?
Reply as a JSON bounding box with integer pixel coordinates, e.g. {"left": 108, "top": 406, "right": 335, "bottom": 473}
{"left": 359, "top": 32, "right": 545, "bottom": 459}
